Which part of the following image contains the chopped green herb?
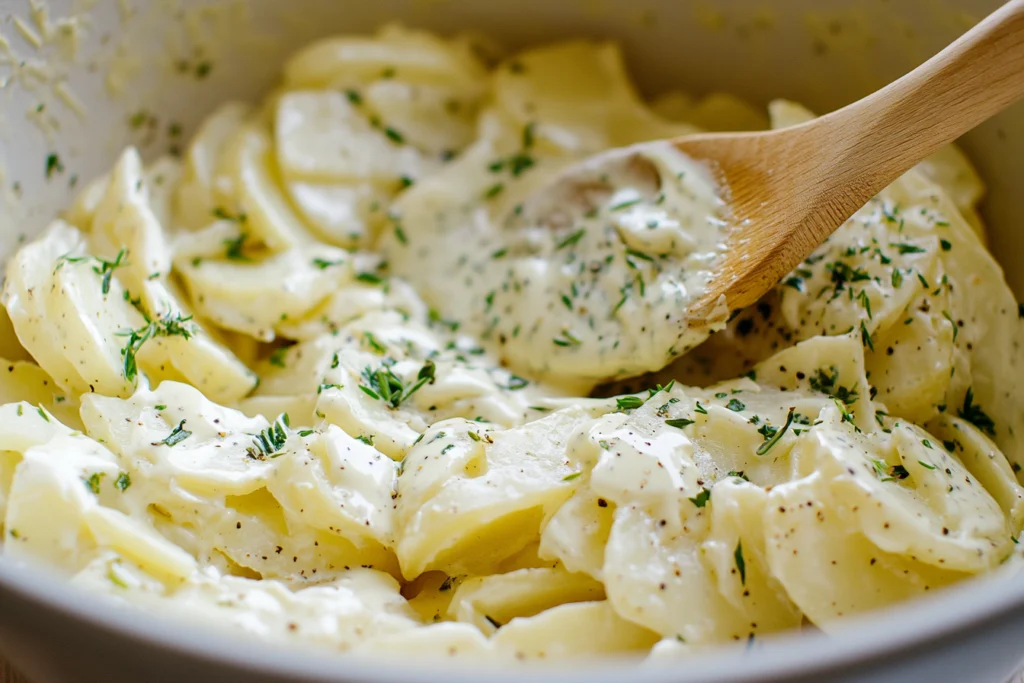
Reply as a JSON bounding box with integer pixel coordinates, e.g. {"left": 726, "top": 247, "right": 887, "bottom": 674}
{"left": 958, "top": 387, "right": 995, "bottom": 435}
{"left": 942, "top": 311, "right": 959, "bottom": 341}
{"left": 940, "top": 239, "right": 952, "bottom": 252}
{"left": 84, "top": 472, "right": 104, "bottom": 494}
{"left": 556, "top": 229, "right": 586, "bottom": 250}
{"left": 115, "top": 472, "right": 132, "bottom": 491}
{"left": 689, "top": 487, "right": 711, "bottom": 508}
{"left": 93, "top": 249, "right": 128, "bottom": 295}
{"left": 354, "top": 434, "right": 375, "bottom": 446}
{"left": 503, "top": 375, "right": 529, "bottom": 391}
{"left": 428, "top": 308, "right": 460, "bottom": 332}
{"left": 360, "top": 360, "right": 436, "bottom": 410}
{"left": 610, "top": 198, "right": 642, "bottom": 212}
{"left": 223, "top": 233, "right": 251, "bottom": 261}
{"left": 363, "top": 332, "right": 387, "bottom": 355}
{"left": 756, "top": 408, "right": 795, "bottom": 456}
{"left": 269, "top": 348, "right": 288, "bottom": 368}
{"left": 313, "top": 258, "right": 344, "bottom": 270}
{"left": 734, "top": 541, "right": 746, "bottom": 585}
{"left": 213, "top": 207, "right": 248, "bottom": 223}
{"left": 616, "top": 396, "right": 645, "bottom": 411}
{"left": 808, "top": 367, "right": 858, "bottom": 405}
{"left": 784, "top": 276, "right": 805, "bottom": 292}
{"left": 154, "top": 420, "right": 191, "bottom": 447}
{"left": 553, "top": 330, "right": 582, "bottom": 347}
{"left": 918, "top": 460, "right": 937, "bottom": 470}
{"left": 118, "top": 313, "right": 196, "bottom": 383}
{"left": 384, "top": 127, "right": 404, "bottom": 144}
{"left": 726, "top": 398, "right": 746, "bottom": 412}
{"left": 562, "top": 472, "right": 582, "bottom": 482}
{"left": 246, "top": 414, "right": 290, "bottom": 460}
{"left": 860, "top": 320, "right": 875, "bottom": 351}
{"left": 394, "top": 225, "right": 408, "bottom": 244}
{"left": 889, "top": 242, "right": 927, "bottom": 255}
{"left": 45, "top": 153, "right": 64, "bottom": 178}
{"left": 666, "top": 418, "right": 695, "bottom": 429}
{"left": 484, "top": 183, "right": 505, "bottom": 199}
{"left": 355, "top": 272, "right": 383, "bottom": 285}
{"left": 522, "top": 122, "right": 535, "bottom": 149}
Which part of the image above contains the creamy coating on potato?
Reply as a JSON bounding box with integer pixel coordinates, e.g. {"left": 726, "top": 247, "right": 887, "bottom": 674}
{"left": 1, "top": 25, "right": 1023, "bottom": 663}
{"left": 384, "top": 140, "right": 731, "bottom": 383}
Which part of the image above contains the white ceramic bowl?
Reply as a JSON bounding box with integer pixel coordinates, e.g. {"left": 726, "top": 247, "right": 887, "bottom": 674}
{"left": 1, "top": 1, "right": 1023, "bottom": 681}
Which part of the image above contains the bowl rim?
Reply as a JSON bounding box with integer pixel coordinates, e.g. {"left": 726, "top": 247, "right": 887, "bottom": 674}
{"left": 1, "top": 555, "right": 1023, "bottom": 682}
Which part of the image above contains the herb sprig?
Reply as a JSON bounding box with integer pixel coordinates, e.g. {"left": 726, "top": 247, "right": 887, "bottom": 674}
{"left": 246, "top": 414, "right": 291, "bottom": 460}
{"left": 359, "top": 360, "right": 436, "bottom": 410}
{"left": 118, "top": 313, "right": 197, "bottom": 382}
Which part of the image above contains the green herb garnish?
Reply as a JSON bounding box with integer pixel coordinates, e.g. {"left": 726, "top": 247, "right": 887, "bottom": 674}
{"left": 246, "top": 414, "right": 290, "bottom": 460}
{"left": 756, "top": 408, "right": 795, "bottom": 456}
{"left": 155, "top": 420, "right": 192, "bottom": 448}
{"left": 689, "top": 487, "right": 711, "bottom": 508}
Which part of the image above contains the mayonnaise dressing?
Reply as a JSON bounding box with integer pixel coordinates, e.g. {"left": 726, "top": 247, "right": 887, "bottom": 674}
{"left": 385, "top": 141, "right": 730, "bottom": 385}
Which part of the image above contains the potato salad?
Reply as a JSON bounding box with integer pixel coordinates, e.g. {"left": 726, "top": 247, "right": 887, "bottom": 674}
{"left": 1, "top": 25, "right": 1023, "bottom": 662}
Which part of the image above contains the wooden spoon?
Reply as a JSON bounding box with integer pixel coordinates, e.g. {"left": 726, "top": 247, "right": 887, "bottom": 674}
{"left": 524, "top": 0, "right": 1024, "bottom": 325}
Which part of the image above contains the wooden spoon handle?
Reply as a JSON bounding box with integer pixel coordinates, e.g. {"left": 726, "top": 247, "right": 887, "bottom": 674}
{"left": 819, "top": 0, "right": 1024, "bottom": 197}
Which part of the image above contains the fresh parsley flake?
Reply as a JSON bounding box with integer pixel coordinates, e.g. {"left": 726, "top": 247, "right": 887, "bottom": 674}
{"left": 83, "top": 473, "right": 104, "bottom": 494}
{"left": 45, "top": 153, "right": 64, "bottom": 178}
{"left": 269, "top": 347, "right": 288, "bottom": 368}
{"left": 221, "top": 233, "right": 250, "bottom": 261}
{"left": 689, "top": 487, "right": 711, "bottom": 508}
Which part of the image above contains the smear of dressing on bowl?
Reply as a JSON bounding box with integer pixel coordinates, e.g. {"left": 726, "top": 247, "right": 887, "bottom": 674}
{"left": 387, "top": 141, "right": 731, "bottom": 385}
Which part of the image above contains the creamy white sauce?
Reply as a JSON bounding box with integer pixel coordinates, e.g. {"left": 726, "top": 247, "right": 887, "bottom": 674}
{"left": 386, "top": 141, "right": 730, "bottom": 385}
